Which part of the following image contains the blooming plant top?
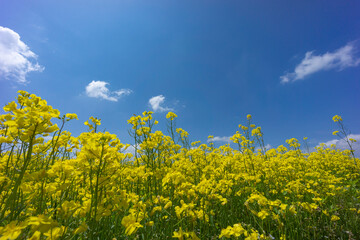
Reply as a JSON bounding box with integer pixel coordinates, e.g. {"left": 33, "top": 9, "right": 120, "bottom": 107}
{"left": 0, "top": 91, "right": 359, "bottom": 240}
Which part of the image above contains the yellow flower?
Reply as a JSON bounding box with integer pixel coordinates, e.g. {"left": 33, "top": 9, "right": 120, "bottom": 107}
{"left": 219, "top": 227, "right": 232, "bottom": 238}
{"left": 164, "top": 201, "right": 172, "bottom": 209}
{"left": 173, "top": 227, "right": 185, "bottom": 240}
{"left": 257, "top": 210, "right": 269, "bottom": 220}
{"left": 332, "top": 115, "right": 342, "bottom": 122}
{"left": 44, "top": 124, "right": 59, "bottom": 133}
{"left": 166, "top": 112, "right": 178, "bottom": 121}
{"left": 245, "top": 231, "right": 259, "bottom": 240}
{"left": 3, "top": 101, "right": 17, "bottom": 112}
{"left": 29, "top": 231, "right": 41, "bottom": 240}
{"left": 146, "top": 221, "right": 154, "bottom": 226}
{"left": 43, "top": 226, "right": 66, "bottom": 240}
{"left": 121, "top": 214, "right": 143, "bottom": 235}
{"left": 84, "top": 120, "right": 93, "bottom": 130}
{"left": 280, "top": 203, "right": 288, "bottom": 211}
{"left": 65, "top": 113, "right": 78, "bottom": 120}
{"left": 28, "top": 215, "right": 53, "bottom": 226}
{"left": 188, "top": 232, "right": 200, "bottom": 240}
{"left": 232, "top": 224, "right": 247, "bottom": 237}
{"left": 219, "top": 224, "right": 247, "bottom": 238}
{"left": 332, "top": 131, "right": 339, "bottom": 136}
{"left": 246, "top": 114, "right": 252, "bottom": 120}
{"left": 0, "top": 221, "right": 26, "bottom": 240}
{"left": 74, "top": 222, "right": 88, "bottom": 234}
{"left": 289, "top": 205, "right": 297, "bottom": 215}
{"left": 150, "top": 206, "right": 162, "bottom": 216}
{"left": 331, "top": 215, "right": 340, "bottom": 221}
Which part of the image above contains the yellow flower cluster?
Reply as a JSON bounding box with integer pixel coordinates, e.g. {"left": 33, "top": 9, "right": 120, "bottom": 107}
{"left": 332, "top": 115, "right": 342, "bottom": 122}
{"left": 0, "top": 91, "right": 359, "bottom": 239}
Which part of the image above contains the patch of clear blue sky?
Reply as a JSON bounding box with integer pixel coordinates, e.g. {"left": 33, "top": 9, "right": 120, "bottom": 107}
{"left": 0, "top": 0, "right": 360, "bottom": 148}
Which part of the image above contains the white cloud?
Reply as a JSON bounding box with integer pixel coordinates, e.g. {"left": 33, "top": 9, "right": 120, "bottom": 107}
{"left": 43, "top": 135, "right": 54, "bottom": 142}
{"left": 256, "top": 144, "right": 272, "bottom": 152}
{"left": 207, "top": 136, "right": 232, "bottom": 143}
{"left": 318, "top": 134, "right": 360, "bottom": 155}
{"left": 149, "top": 95, "right": 172, "bottom": 112}
{"left": 265, "top": 144, "right": 272, "bottom": 149}
{"left": 281, "top": 42, "right": 360, "bottom": 83}
{"left": 0, "top": 26, "right": 44, "bottom": 83}
{"left": 124, "top": 144, "right": 136, "bottom": 155}
{"left": 123, "top": 144, "right": 141, "bottom": 161}
{"left": 115, "top": 89, "right": 132, "bottom": 97}
{"left": 85, "top": 80, "right": 132, "bottom": 102}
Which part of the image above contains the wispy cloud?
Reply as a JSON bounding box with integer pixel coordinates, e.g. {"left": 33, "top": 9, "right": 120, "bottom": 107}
{"left": 255, "top": 144, "right": 272, "bottom": 152}
{"left": 115, "top": 89, "right": 132, "bottom": 97}
{"left": 85, "top": 80, "right": 132, "bottom": 102}
{"left": 207, "top": 136, "right": 232, "bottom": 143}
{"left": 281, "top": 42, "right": 360, "bottom": 83}
{"left": 0, "top": 26, "right": 44, "bottom": 83}
{"left": 149, "top": 95, "right": 172, "bottom": 112}
{"left": 318, "top": 134, "right": 360, "bottom": 154}
{"left": 124, "top": 144, "right": 137, "bottom": 155}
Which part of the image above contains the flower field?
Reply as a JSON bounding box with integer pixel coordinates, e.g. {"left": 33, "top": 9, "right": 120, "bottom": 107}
{"left": 0, "top": 91, "right": 359, "bottom": 240}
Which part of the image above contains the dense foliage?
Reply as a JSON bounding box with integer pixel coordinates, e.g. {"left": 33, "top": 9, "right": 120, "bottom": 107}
{"left": 0, "top": 91, "right": 359, "bottom": 239}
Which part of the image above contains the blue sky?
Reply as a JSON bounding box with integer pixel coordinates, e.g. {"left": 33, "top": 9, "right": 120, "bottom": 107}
{"left": 1, "top": 0, "right": 360, "bottom": 151}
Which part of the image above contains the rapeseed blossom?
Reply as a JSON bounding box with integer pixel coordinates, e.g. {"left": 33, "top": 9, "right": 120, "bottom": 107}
{"left": 332, "top": 115, "right": 342, "bottom": 122}
{"left": 0, "top": 91, "right": 359, "bottom": 239}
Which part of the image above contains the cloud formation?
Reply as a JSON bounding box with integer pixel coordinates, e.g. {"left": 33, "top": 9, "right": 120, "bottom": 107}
{"left": 319, "top": 134, "right": 360, "bottom": 155}
{"left": 0, "top": 26, "right": 44, "bottom": 83}
{"left": 85, "top": 80, "right": 132, "bottom": 101}
{"left": 207, "top": 136, "right": 232, "bottom": 143}
{"left": 124, "top": 144, "right": 136, "bottom": 155}
{"left": 256, "top": 144, "right": 272, "bottom": 152}
{"left": 149, "top": 95, "right": 172, "bottom": 112}
{"left": 281, "top": 42, "right": 360, "bottom": 83}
